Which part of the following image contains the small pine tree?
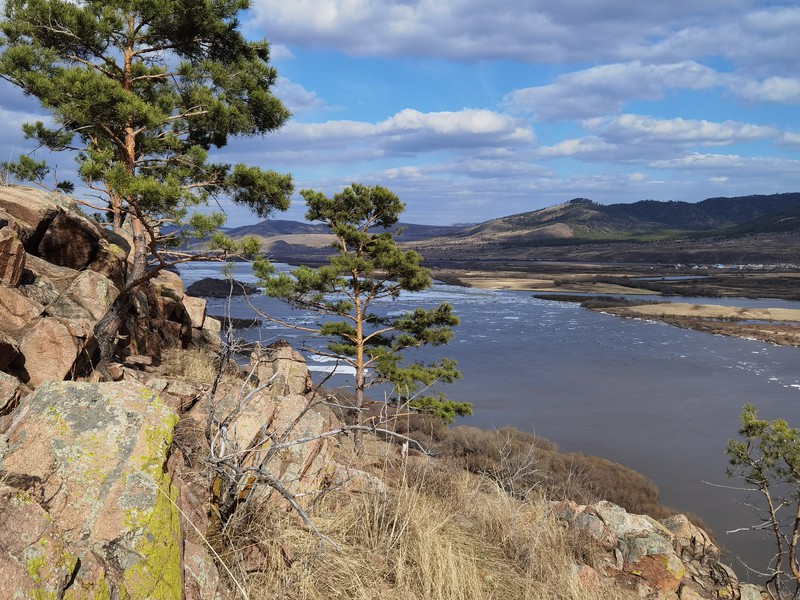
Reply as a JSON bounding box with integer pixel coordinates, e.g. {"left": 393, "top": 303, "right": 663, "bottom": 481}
{"left": 254, "top": 183, "right": 470, "bottom": 448}
{"left": 727, "top": 404, "right": 800, "bottom": 596}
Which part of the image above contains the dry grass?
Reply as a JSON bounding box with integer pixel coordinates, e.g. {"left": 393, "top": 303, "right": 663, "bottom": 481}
{"left": 160, "top": 346, "right": 223, "bottom": 384}
{"left": 215, "top": 445, "right": 638, "bottom": 600}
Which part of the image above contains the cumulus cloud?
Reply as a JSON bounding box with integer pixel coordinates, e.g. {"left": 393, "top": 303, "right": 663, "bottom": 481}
{"left": 273, "top": 77, "right": 327, "bottom": 114}
{"left": 270, "top": 108, "right": 533, "bottom": 156}
{"left": 582, "top": 115, "right": 778, "bottom": 146}
{"left": 735, "top": 76, "right": 800, "bottom": 104}
{"left": 249, "top": 0, "right": 766, "bottom": 64}
{"left": 536, "top": 115, "right": 781, "bottom": 162}
{"left": 503, "top": 61, "right": 723, "bottom": 121}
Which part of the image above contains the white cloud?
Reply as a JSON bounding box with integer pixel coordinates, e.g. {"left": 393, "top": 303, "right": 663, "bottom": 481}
{"left": 503, "top": 61, "right": 723, "bottom": 121}
{"left": 536, "top": 115, "right": 782, "bottom": 162}
{"left": 735, "top": 76, "right": 800, "bottom": 104}
{"left": 270, "top": 108, "right": 533, "bottom": 156}
{"left": 250, "top": 0, "right": 759, "bottom": 64}
{"left": 537, "top": 137, "right": 616, "bottom": 158}
{"left": 583, "top": 115, "right": 778, "bottom": 146}
{"left": 649, "top": 153, "right": 800, "bottom": 175}
{"left": 273, "top": 77, "right": 327, "bottom": 114}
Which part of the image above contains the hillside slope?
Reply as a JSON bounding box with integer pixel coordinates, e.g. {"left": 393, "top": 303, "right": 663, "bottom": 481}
{"left": 458, "top": 193, "right": 800, "bottom": 244}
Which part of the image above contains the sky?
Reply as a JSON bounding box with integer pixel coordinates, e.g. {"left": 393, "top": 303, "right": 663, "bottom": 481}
{"left": 2, "top": 0, "right": 800, "bottom": 226}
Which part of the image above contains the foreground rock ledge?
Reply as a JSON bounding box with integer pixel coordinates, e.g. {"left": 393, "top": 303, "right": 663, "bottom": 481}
{"left": 0, "top": 380, "right": 181, "bottom": 599}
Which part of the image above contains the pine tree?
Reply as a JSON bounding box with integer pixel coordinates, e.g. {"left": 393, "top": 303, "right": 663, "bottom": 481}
{"left": 254, "top": 183, "right": 470, "bottom": 450}
{"left": 0, "top": 0, "right": 292, "bottom": 373}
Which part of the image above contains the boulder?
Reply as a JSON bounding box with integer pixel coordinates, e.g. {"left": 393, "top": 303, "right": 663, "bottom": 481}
{"left": 183, "top": 295, "right": 207, "bottom": 329}
{"left": 21, "top": 253, "right": 80, "bottom": 295}
{"left": 661, "top": 514, "right": 719, "bottom": 562}
{"left": 186, "top": 277, "right": 257, "bottom": 298}
{"left": 14, "top": 317, "right": 78, "bottom": 388}
{"left": 554, "top": 500, "right": 762, "bottom": 600}
{"left": 152, "top": 269, "right": 185, "bottom": 302}
{"left": 0, "top": 483, "right": 79, "bottom": 600}
{"left": 248, "top": 340, "right": 313, "bottom": 397}
{"left": 206, "top": 347, "right": 337, "bottom": 498}
{"left": 0, "top": 226, "right": 26, "bottom": 286}
{"left": 0, "top": 283, "right": 45, "bottom": 333}
{"left": 36, "top": 210, "right": 101, "bottom": 270}
{"left": 46, "top": 269, "right": 119, "bottom": 323}
{"left": 87, "top": 235, "right": 129, "bottom": 289}
{"left": 1, "top": 381, "right": 182, "bottom": 599}
{"left": 0, "top": 186, "right": 61, "bottom": 251}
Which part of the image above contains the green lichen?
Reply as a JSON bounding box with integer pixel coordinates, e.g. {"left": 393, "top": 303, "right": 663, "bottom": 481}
{"left": 24, "top": 537, "right": 79, "bottom": 600}
{"left": 119, "top": 392, "right": 181, "bottom": 599}
{"left": 121, "top": 473, "right": 182, "bottom": 599}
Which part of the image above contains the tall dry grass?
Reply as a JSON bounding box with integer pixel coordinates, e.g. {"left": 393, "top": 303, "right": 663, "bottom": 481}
{"left": 215, "top": 444, "right": 638, "bottom": 600}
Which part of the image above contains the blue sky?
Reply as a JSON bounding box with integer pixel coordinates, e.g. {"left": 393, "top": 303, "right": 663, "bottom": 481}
{"left": 3, "top": 0, "right": 800, "bottom": 226}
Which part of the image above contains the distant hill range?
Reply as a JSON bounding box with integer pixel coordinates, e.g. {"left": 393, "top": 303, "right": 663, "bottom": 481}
{"left": 225, "top": 193, "right": 800, "bottom": 265}
{"left": 454, "top": 193, "right": 800, "bottom": 244}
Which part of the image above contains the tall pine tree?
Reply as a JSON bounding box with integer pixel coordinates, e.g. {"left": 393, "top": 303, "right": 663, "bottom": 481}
{"left": 0, "top": 0, "right": 292, "bottom": 373}
{"left": 254, "top": 184, "right": 469, "bottom": 450}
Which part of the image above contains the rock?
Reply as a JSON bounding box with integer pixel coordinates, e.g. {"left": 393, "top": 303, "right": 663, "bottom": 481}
{"left": 14, "top": 317, "right": 78, "bottom": 388}
{"left": 0, "top": 186, "right": 61, "bottom": 251}
{"left": 21, "top": 253, "right": 80, "bottom": 295}
{"left": 661, "top": 514, "right": 719, "bottom": 561}
{"left": 0, "top": 483, "right": 79, "bottom": 600}
{"left": 183, "top": 295, "right": 207, "bottom": 329}
{"left": 0, "top": 283, "right": 45, "bottom": 333}
{"left": 206, "top": 349, "right": 338, "bottom": 498}
{"left": 87, "top": 235, "right": 129, "bottom": 289}
{"left": 553, "top": 500, "right": 764, "bottom": 600}
{"left": 571, "top": 563, "right": 601, "bottom": 593}
{"left": 1, "top": 381, "right": 182, "bottom": 599}
{"left": 183, "top": 540, "right": 222, "bottom": 600}
{"left": 46, "top": 269, "right": 119, "bottom": 323}
{"left": 594, "top": 500, "right": 673, "bottom": 542}
{"left": 152, "top": 269, "right": 185, "bottom": 302}
{"left": 627, "top": 552, "right": 685, "bottom": 593}
{"left": 36, "top": 210, "right": 101, "bottom": 270}
{"left": 740, "top": 583, "right": 766, "bottom": 600}
{"left": 0, "top": 226, "right": 26, "bottom": 286}
{"left": 248, "top": 340, "right": 313, "bottom": 397}
{"left": 186, "top": 277, "right": 257, "bottom": 298}
{"left": 0, "top": 371, "right": 22, "bottom": 415}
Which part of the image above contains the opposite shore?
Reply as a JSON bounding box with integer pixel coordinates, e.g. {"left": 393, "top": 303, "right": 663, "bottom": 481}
{"left": 431, "top": 266, "right": 800, "bottom": 347}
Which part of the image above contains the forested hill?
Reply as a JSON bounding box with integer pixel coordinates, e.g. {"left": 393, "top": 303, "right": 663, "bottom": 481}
{"left": 457, "top": 193, "right": 800, "bottom": 242}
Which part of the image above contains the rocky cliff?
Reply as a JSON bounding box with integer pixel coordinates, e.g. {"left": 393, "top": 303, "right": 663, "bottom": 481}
{"left": 0, "top": 187, "right": 766, "bottom": 599}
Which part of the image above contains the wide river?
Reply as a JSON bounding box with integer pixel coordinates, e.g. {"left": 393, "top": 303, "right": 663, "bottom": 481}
{"left": 177, "top": 262, "right": 800, "bottom": 576}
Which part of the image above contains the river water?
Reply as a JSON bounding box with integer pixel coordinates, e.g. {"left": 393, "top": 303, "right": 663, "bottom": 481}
{"left": 177, "top": 262, "right": 800, "bottom": 575}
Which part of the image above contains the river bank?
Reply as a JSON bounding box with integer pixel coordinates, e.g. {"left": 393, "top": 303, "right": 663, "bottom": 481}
{"left": 433, "top": 266, "right": 800, "bottom": 346}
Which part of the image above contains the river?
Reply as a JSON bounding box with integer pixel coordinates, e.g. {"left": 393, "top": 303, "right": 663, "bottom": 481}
{"left": 177, "top": 261, "right": 800, "bottom": 576}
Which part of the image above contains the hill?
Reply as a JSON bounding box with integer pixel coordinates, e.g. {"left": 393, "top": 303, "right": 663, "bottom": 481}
{"left": 222, "top": 193, "right": 800, "bottom": 266}
{"left": 457, "top": 193, "right": 800, "bottom": 244}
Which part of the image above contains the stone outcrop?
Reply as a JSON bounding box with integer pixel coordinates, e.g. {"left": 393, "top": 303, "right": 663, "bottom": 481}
{"left": 0, "top": 186, "right": 220, "bottom": 388}
{"left": 0, "top": 381, "right": 181, "bottom": 598}
{"left": 555, "top": 499, "right": 766, "bottom": 600}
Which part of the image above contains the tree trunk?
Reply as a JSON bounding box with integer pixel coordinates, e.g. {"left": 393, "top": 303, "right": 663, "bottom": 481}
{"left": 91, "top": 214, "right": 149, "bottom": 378}
{"left": 353, "top": 277, "right": 365, "bottom": 453}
